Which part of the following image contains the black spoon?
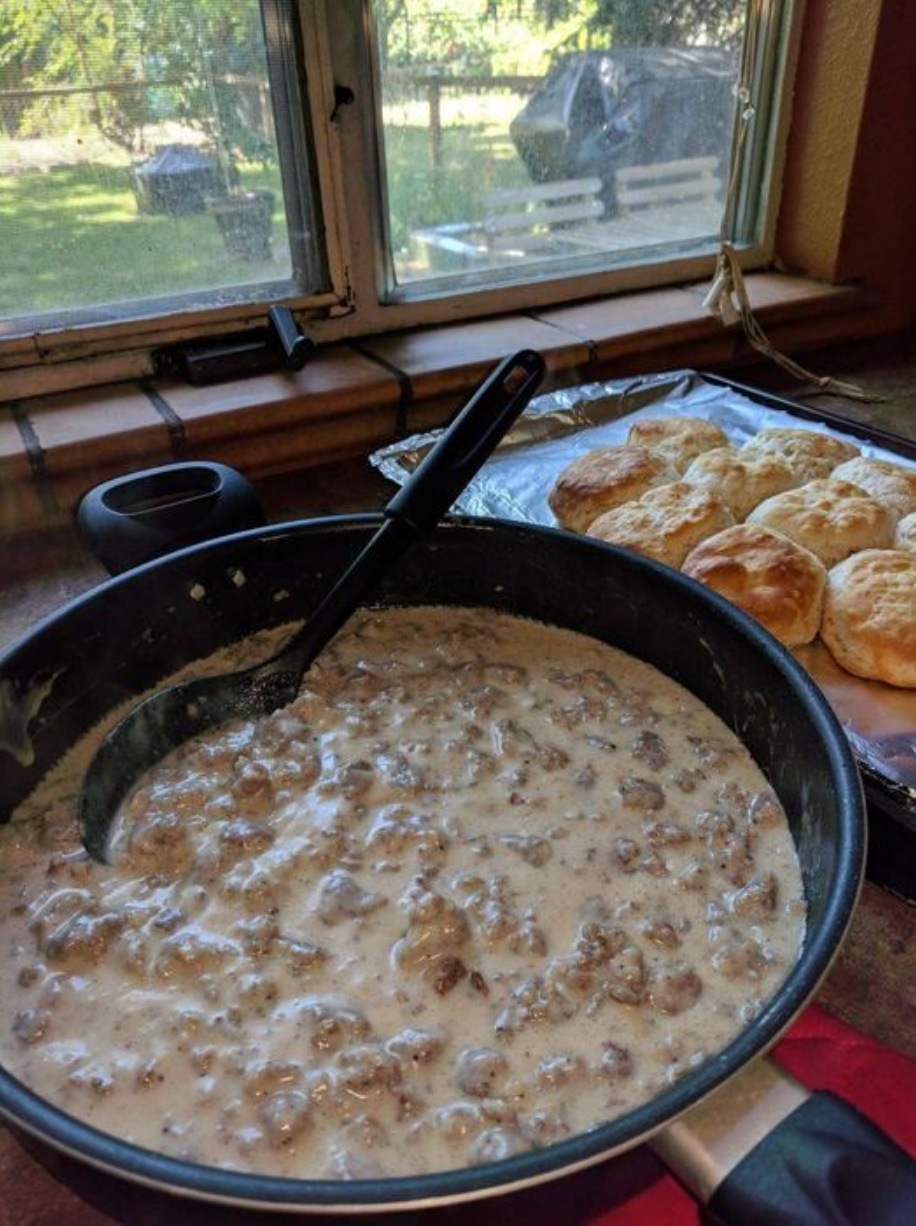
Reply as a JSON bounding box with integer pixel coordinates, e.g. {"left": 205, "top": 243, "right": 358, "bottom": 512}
{"left": 78, "top": 349, "right": 546, "bottom": 862}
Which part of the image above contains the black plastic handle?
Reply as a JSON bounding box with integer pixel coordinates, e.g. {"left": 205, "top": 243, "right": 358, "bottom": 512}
{"left": 384, "top": 349, "right": 546, "bottom": 534}
{"left": 276, "top": 349, "right": 546, "bottom": 679}
{"left": 709, "top": 1091, "right": 916, "bottom": 1225}
{"left": 268, "top": 305, "right": 317, "bottom": 371}
{"left": 77, "top": 461, "right": 265, "bottom": 575}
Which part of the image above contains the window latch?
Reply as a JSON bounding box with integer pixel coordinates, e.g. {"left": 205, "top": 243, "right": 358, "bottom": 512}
{"left": 331, "top": 85, "right": 355, "bottom": 122}
{"left": 161, "top": 305, "right": 318, "bottom": 386}
{"left": 267, "top": 306, "right": 317, "bottom": 371}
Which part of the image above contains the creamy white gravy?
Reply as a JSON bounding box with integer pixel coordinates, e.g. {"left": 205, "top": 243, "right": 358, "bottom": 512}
{"left": 0, "top": 607, "right": 805, "bottom": 1179}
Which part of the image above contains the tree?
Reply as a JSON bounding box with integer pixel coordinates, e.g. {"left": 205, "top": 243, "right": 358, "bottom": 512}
{"left": 379, "top": 0, "right": 746, "bottom": 57}
{"left": 0, "top": 0, "right": 271, "bottom": 172}
{"left": 579, "top": 0, "right": 745, "bottom": 48}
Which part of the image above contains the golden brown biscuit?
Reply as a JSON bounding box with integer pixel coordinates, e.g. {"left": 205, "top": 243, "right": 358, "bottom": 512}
{"left": 682, "top": 524, "right": 827, "bottom": 647}
{"left": 895, "top": 511, "right": 916, "bottom": 552}
{"left": 681, "top": 445, "right": 799, "bottom": 521}
{"left": 586, "top": 481, "right": 734, "bottom": 569}
{"left": 742, "top": 428, "right": 859, "bottom": 482}
{"left": 626, "top": 416, "right": 730, "bottom": 473}
{"left": 831, "top": 457, "right": 916, "bottom": 521}
{"left": 746, "top": 478, "right": 894, "bottom": 567}
{"left": 548, "top": 445, "right": 677, "bottom": 533}
{"left": 821, "top": 550, "right": 916, "bottom": 687}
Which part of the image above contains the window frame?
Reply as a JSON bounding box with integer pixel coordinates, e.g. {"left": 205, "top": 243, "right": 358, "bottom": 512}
{"left": 0, "top": 0, "right": 806, "bottom": 395}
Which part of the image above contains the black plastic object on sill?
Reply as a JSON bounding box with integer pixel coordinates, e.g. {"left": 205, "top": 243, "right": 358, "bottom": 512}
{"left": 76, "top": 461, "right": 265, "bottom": 575}
{"left": 162, "top": 306, "right": 318, "bottom": 386}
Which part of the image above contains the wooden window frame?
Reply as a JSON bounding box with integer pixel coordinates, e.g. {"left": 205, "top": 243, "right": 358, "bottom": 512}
{"left": 0, "top": 0, "right": 817, "bottom": 397}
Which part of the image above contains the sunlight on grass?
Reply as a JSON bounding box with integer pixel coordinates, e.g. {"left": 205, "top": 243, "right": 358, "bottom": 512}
{"left": 383, "top": 118, "right": 530, "bottom": 247}
{"left": 383, "top": 90, "right": 528, "bottom": 129}
{"left": 0, "top": 86, "right": 535, "bottom": 317}
{"left": 0, "top": 161, "right": 291, "bottom": 318}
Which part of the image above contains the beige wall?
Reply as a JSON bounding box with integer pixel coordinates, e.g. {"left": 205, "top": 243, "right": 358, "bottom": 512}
{"left": 778, "top": 0, "right": 916, "bottom": 331}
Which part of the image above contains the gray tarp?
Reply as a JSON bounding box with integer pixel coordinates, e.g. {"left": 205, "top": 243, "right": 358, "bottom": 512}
{"left": 509, "top": 47, "right": 737, "bottom": 210}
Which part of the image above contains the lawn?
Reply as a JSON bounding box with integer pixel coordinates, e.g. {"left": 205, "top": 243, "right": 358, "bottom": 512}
{"left": 0, "top": 92, "right": 532, "bottom": 318}
{"left": 385, "top": 117, "right": 529, "bottom": 259}
{"left": 382, "top": 89, "right": 531, "bottom": 271}
{"left": 0, "top": 160, "right": 289, "bottom": 319}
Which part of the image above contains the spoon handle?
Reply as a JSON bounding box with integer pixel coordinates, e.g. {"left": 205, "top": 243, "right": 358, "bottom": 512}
{"left": 277, "top": 349, "right": 546, "bottom": 676}
{"left": 385, "top": 348, "right": 546, "bottom": 534}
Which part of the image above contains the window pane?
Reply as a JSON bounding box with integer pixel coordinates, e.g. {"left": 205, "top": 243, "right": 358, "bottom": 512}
{"left": 0, "top": 0, "right": 316, "bottom": 323}
{"left": 373, "top": 1, "right": 745, "bottom": 288}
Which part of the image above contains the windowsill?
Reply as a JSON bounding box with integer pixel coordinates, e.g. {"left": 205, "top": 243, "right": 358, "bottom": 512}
{"left": 0, "top": 272, "right": 876, "bottom": 535}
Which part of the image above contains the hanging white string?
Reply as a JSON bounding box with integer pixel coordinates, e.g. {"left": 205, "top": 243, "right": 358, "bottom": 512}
{"left": 703, "top": 25, "right": 879, "bottom": 403}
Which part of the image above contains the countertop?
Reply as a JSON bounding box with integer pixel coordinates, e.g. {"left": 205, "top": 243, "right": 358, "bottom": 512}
{"left": 2, "top": 337, "right": 916, "bottom": 1224}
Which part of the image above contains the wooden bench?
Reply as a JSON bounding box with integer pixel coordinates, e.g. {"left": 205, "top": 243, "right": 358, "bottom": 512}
{"left": 480, "top": 176, "right": 605, "bottom": 254}
{"left": 414, "top": 176, "right": 605, "bottom": 269}
{"left": 615, "top": 156, "right": 722, "bottom": 214}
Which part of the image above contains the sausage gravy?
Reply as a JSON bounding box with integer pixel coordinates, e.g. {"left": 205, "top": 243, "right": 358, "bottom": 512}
{"left": 0, "top": 607, "right": 805, "bottom": 1179}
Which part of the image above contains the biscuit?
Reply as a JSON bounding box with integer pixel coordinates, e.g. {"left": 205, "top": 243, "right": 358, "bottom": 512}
{"left": 681, "top": 445, "right": 799, "bottom": 521}
{"left": 587, "top": 481, "right": 734, "bottom": 569}
{"left": 742, "top": 428, "right": 860, "bottom": 482}
{"left": 831, "top": 457, "right": 916, "bottom": 521}
{"left": 746, "top": 478, "right": 894, "bottom": 567}
{"left": 626, "top": 416, "right": 730, "bottom": 473}
{"left": 895, "top": 511, "right": 916, "bottom": 552}
{"left": 682, "top": 524, "right": 827, "bottom": 647}
{"left": 821, "top": 550, "right": 916, "bottom": 687}
{"left": 549, "top": 445, "right": 677, "bottom": 533}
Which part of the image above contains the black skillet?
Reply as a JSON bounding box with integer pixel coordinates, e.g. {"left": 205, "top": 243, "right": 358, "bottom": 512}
{"left": 1, "top": 463, "right": 915, "bottom": 1218}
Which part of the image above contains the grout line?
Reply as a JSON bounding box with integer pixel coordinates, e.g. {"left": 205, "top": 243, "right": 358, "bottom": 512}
{"left": 141, "top": 381, "right": 188, "bottom": 457}
{"left": 346, "top": 341, "right": 413, "bottom": 438}
{"left": 10, "top": 401, "right": 60, "bottom": 518}
{"left": 525, "top": 309, "right": 598, "bottom": 364}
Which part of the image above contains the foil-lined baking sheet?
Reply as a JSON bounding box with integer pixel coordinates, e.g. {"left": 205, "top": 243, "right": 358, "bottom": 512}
{"left": 371, "top": 369, "right": 916, "bottom": 819}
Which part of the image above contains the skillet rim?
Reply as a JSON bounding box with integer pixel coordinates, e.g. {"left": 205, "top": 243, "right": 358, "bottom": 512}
{"left": 0, "top": 514, "right": 865, "bottom": 1210}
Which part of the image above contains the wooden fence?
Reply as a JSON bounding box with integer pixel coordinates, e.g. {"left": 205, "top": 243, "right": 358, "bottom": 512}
{"left": 0, "top": 69, "right": 543, "bottom": 165}
{"left": 0, "top": 75, "right": 272, "bottom": 141}
{"left": 386, "top": 71, "right": 540, "bottom": 167}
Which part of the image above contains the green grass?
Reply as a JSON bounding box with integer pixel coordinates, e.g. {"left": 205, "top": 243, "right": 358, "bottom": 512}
{"left": 0, "top": 161, "right": 290, "bottom": 318}
{"left": 384, "top": 118, "right": 528, "bottom": 253}
{"left": 0, "top": 106, "right": 530, "bottom": 317}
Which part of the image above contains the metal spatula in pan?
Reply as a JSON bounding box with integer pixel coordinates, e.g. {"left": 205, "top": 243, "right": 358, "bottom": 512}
{"left": 78, "top": 349, "right": 546, "bottom": 862}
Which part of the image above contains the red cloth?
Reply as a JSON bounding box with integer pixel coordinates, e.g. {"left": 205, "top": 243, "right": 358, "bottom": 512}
{"left": 431, "top": 1004, "right": 916, "bottom": 1226}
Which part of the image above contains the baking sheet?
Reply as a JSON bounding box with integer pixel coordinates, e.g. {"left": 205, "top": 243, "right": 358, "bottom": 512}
{"left": 372, "top": 369, "right": 916, "bottom": 814}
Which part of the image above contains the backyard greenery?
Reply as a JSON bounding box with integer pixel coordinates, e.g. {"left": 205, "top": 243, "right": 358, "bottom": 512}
{"left": 0, "top": 161, "right": 286, "bottom": 315}
{"left": 381, "top": 92, "right": 531, "bottom": 254}
{"left": 0, "top": 0, "right": 744, "bottom": 319}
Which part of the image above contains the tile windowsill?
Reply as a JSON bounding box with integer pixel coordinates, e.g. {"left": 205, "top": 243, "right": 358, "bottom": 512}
{"left": 0, "top": 272, "right": 872, "bottom": 535}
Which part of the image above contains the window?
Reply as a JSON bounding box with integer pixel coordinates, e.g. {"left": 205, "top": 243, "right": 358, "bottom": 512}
{"left": 0, "top": 0, "right": 324, "bottom": 326}
{"left": 375, "top": 14, "right": 740, "bottom": 292}
{"left": 0, "top": 0, "right": 800, "bottom": 383}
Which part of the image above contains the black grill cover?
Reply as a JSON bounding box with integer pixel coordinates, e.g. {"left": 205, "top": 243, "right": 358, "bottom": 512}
{"left": 509, "top": 47, "right": 737, "bottom": 209}
{"left": 133, "top": 144, "right": 223, "bottom": 215}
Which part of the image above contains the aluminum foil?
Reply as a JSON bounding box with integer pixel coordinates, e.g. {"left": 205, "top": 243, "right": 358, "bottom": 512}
{"left": 372, "top": 369, "right": 916, "bottom": 817}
